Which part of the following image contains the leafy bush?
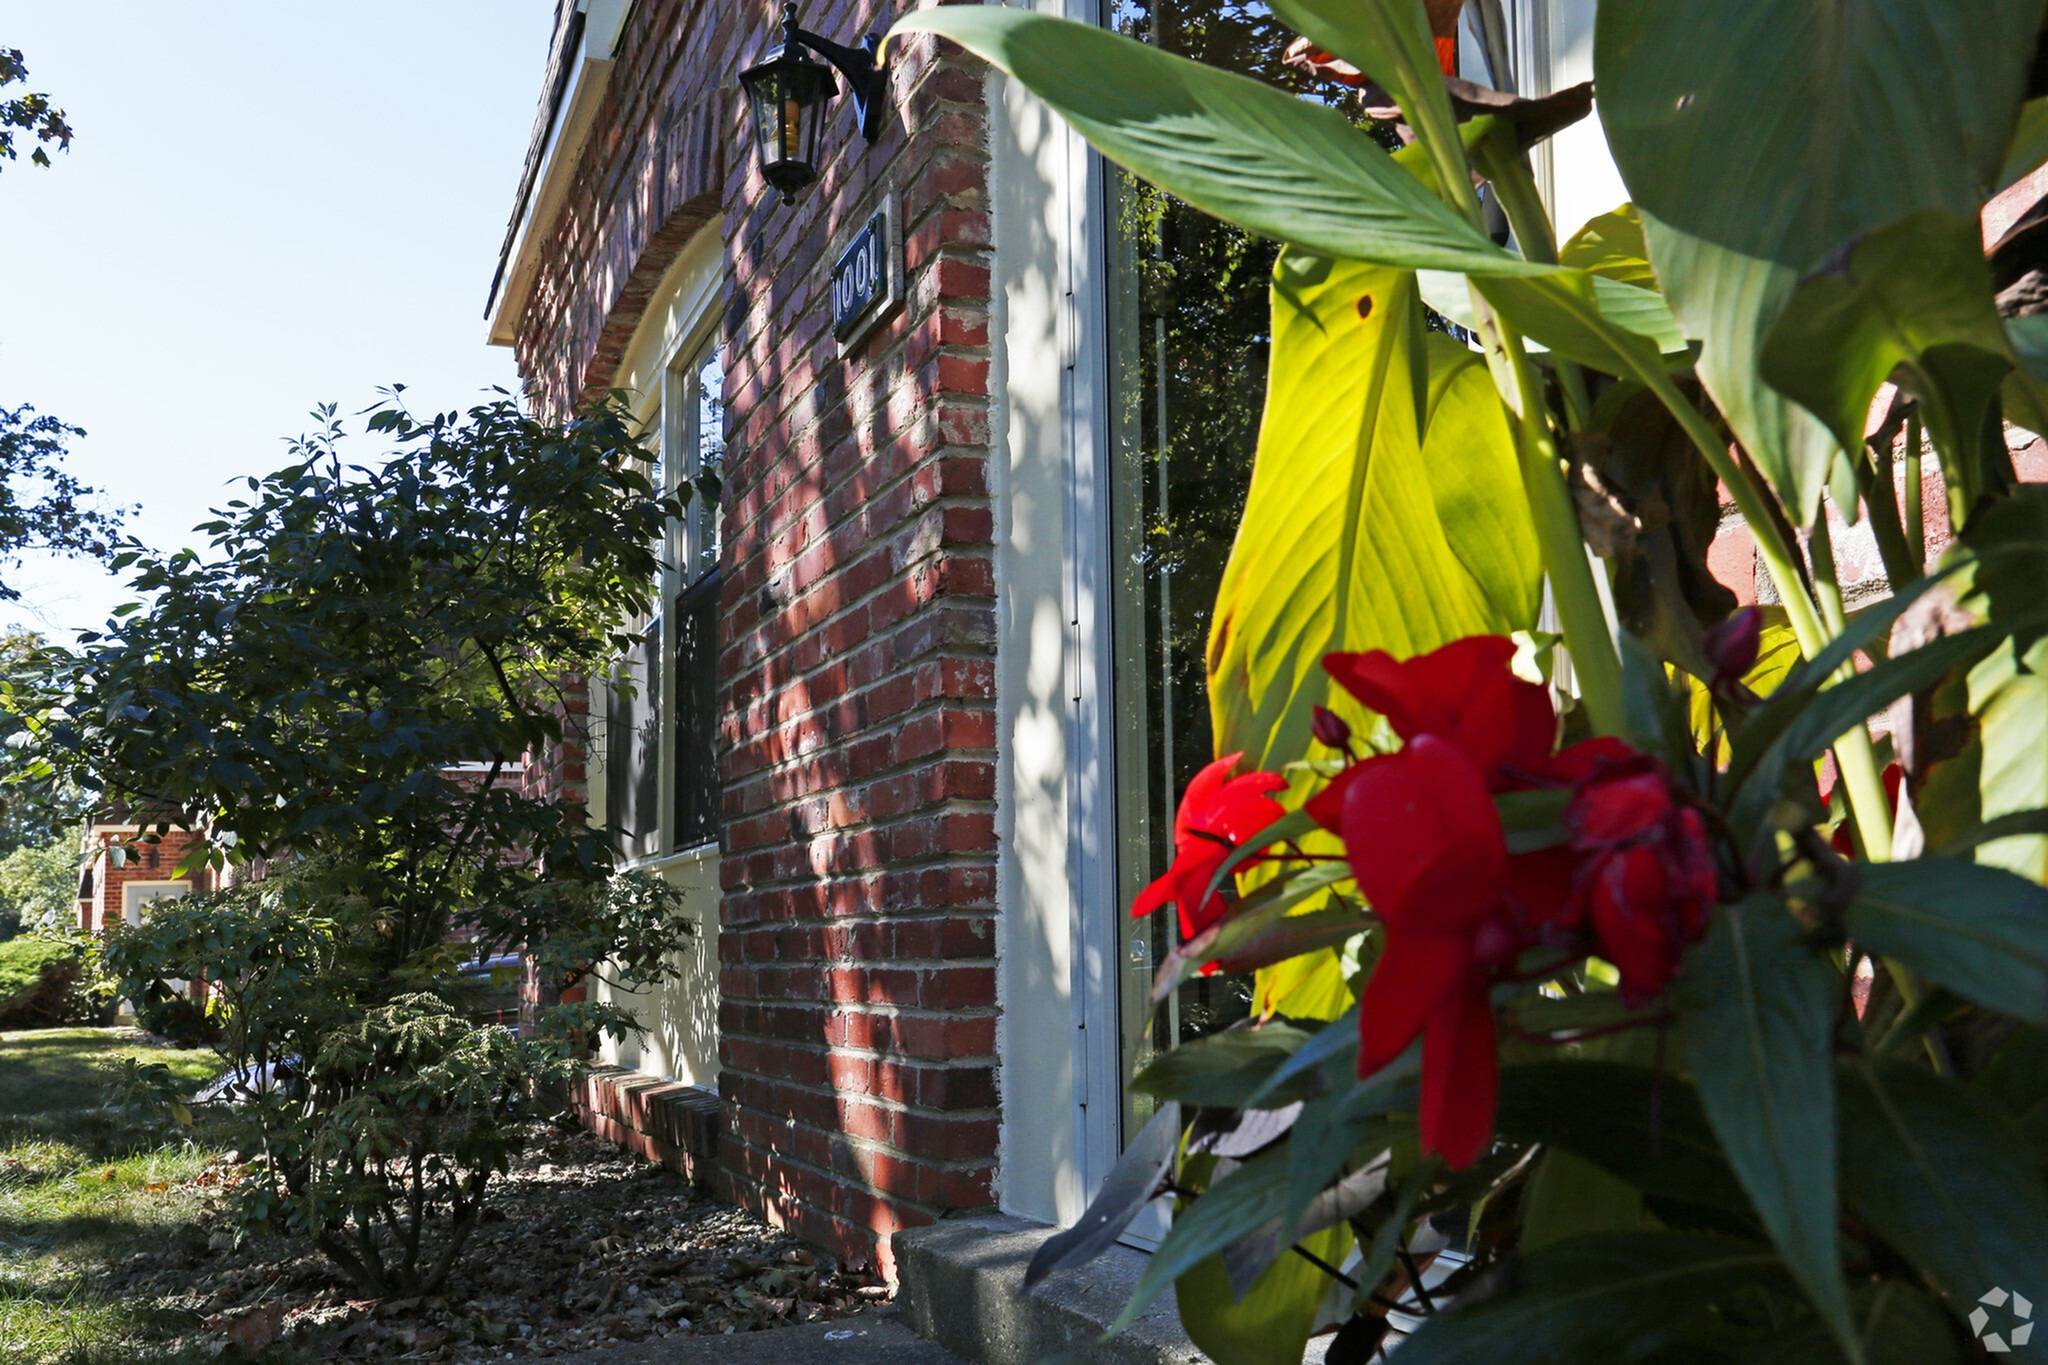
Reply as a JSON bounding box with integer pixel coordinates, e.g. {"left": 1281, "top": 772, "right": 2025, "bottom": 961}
{"left": 30, "top": 394, "right": 703, "bottom": 1295}
{"left": 900, "top": 2, "right": 2048, "bottom": 1360}
{"left": 0, "top": 931, "right": 108, "bottom": 1027}
{"left": 0, "top": 933, "right": 74, "bottom": 1023}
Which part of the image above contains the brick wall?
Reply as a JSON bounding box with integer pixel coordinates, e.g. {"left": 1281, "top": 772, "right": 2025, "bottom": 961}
{"left": 503, "top": 0, "right": 998, "bottom": 1279}
{"left": 84, "top": 826, "right": 213, "bottom": 934}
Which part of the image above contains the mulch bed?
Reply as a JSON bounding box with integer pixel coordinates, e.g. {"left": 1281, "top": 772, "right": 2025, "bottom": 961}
{"left": 118, "top": 1129, "right": 888, "bottom": 1360}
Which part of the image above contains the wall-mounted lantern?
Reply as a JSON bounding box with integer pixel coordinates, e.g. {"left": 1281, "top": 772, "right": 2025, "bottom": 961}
{"left": 739, "top": 3, "right": 889, "bottom": 206}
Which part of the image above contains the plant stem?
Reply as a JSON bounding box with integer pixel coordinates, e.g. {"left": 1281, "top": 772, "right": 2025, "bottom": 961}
{"left": 1852, "top": 438, "right": 1919, "bottom": 589}
{"left": 1903, "top": 411, "right": 1925, "bottom": 565}
{"left": 1472, "top": 139, "right": 1594, "bottom": 432}
{"left": 1626, "top": 366, "right": 1895, "bottom": 860}
{"left": 1476, "top": 299, "right": 1628, "bottom": 736}
{"left": 1414, "top": 105, "right": 1625, "bottom": 733}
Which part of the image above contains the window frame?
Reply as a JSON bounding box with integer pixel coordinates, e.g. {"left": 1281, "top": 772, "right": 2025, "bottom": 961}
{"left": 592, "top": 227, "right": 726, "bottom": 872}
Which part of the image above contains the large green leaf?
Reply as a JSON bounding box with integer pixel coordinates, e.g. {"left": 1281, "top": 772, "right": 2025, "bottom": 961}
{"left": 1392, "top": 1233, "right": 1785, "bottom": 1364}
{"left": 1678, "top": 895, "right": 1855, "bottom": 1359}
{"left": 1915, "top": 488, "right": 2048, "bottom": 882}
{"left": 1207, "top": 253, "right": 1540, "bottom": 786}
{"left": 1175, "top": 1224, "right": 1353, "bottom": 1365}
{"left": 1845, "top": 858, "right": 2048, "bottom": 1026}
{"left": 1119, "top": 1146, "right": 1349, "bottom": 1358}
{"left": 888, "top": 8, "right": 1550, "bottom": 276}
{"left": 1839, "top": 1060, "right": 2048, "bottom": 1330}
{"left": 1132, "top": 1022, "right": 1318, "bottom": 1109}
{"left": 1560, "top": 204, "right": 1658, "bottom": 289}
{"left": 1999, "top": 97, "right": 2048, "bottom": 192}
{"left": 1492, "top": 1061, "right": 1748, "bottom": 1217}
{"left": 1748, "top": 1283, "right": 1966, "bottom": 1365}
{"left": 1421, "top": 267, "right": 1688, "bottom": 371}
{"left": 1761, "top": 212, "right": 2015, "bottom": 495}
{"left": 1595, "top": 0, "right": 2046, "bottom": 523}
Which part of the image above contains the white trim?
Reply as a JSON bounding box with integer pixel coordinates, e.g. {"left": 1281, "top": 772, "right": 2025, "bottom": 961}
{"left": 486, "top": 0, "right": 632, "bottom": 347}
{"left": 120, "top": 879, "right": 191, "bottom": 926}
{"left": 622, "top": 842, "right": 719, "bottom": 879}
{"left": 993, "top": 0, "right": 1137, "bottom": 1231}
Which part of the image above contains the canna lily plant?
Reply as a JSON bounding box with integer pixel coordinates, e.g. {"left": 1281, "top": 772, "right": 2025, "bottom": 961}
{"left": 893, "top": 0, "right": 2048, "bottom": 1361}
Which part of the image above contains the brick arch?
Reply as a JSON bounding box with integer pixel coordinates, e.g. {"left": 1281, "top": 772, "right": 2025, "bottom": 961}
{"left": 515, "top": 82, "right": 730, "bottom": 417}
{"left": 578, "top": 86, "right": 730, "bottom": 401}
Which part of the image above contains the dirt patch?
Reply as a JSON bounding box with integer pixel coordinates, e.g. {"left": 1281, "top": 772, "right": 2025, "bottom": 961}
{"left": 112, "top": 1129, "right": 888, "bottom": 1360}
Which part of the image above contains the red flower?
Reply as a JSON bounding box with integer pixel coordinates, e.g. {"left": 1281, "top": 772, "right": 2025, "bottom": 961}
{"left": 1341, "top": 735, "right": 1507, "bottom": 1168}
{"left": 1563, "top": 753, "right": 1718, "bottom": 1004}
{"left": 1309, "top": 638, "right": 1554, "bottom": 830}
{"left": 1129, "top": 753, "right": 1288, "bottom": 941}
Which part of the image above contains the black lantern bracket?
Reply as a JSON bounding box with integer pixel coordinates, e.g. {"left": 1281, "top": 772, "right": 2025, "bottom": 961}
{"left": 774, "top": 3, "right": 889, "bottom": 144}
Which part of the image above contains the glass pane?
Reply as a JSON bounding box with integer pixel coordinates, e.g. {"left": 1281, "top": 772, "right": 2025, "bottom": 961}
{"left": 608, "top": 629, "right": 662, "bottom": 863}
{"left": 694, "top": 343, "right": 725, "bottom": 582}
{"left": 1105, "top": 0, "right": 1371, "bottom": 1141}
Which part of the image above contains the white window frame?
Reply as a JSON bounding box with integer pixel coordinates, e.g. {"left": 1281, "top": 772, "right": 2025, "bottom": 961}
{"left": 122, "top": 880, "right": 191, "bottom": 926}
{"left": 590, "top": 225, "right": 725, "bottom": 875}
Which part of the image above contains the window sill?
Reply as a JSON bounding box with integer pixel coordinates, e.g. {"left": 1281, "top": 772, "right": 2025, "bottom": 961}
{"left": 622, "top": 842, "right": 718, "bottom": 878}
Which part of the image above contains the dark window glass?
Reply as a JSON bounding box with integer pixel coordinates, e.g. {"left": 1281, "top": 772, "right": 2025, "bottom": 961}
{"left": 670, "top": 341, "right": 724, "bottom": 849}
{"left": 672, "top": 567, "right": 722, "bottom": 848}
{"left": 1107, "top": 0, "right": 1372, "bottom": 1138}
{"left": 607, "top": 628, "right": 662, "bottom": 862}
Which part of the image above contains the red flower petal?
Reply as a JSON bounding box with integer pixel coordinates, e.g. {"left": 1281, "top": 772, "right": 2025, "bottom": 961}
{"left": 1589, "top": 845, "right": 1676, "bottom": 1003}
{"left": 1339, "top": 736, "right": 1506, "bottom": 931}
{"left": 1358, "top": 927, "right": 1472, "bottom": 1077}
{"left": 1567, "top": 765, "right": 1673, "bottom": 849}
{"left": 1543, "top": 736, "right": 1638, "bottom": 786}
{"left": 1419, "top": 979, "right": 1498, "bottom": 1170}
{"left": 1323, "top": 637, "right": 1552, "bottom": 780}
{"left": 1130, "top": 754, "right": 1288, "bottom": 930}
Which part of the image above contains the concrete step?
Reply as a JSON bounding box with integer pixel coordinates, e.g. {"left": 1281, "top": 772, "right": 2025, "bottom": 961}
{"left": 895, "top": 1214, "right": 1210, "bottom": 1365}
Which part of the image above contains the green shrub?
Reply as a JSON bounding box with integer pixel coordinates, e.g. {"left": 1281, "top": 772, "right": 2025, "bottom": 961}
{"left": 0, "top": 934, "right": 80, "bottom": 1026}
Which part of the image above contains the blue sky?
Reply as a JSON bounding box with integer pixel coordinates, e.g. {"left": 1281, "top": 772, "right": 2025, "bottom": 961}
{"left": 1, "top": 1, "right": 556, "bottom": 637}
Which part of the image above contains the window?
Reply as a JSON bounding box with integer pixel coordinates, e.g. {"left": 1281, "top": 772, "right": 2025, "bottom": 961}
{"left": 123, "top": 881, "right": 190, "bottom": 926}
{"left": 670, "top": 338, "right": 724, "bottom": 850}
{"left": 1103, "top": 0, "right": 1366, "bottom": 1143}
{"left": 603, "top": 322, "right": 724, "bottom": 862}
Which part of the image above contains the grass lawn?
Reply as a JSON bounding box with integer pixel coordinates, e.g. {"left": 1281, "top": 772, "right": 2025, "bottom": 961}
{"left": 0, "top": 1027, "right": 224, "bottom": 1364}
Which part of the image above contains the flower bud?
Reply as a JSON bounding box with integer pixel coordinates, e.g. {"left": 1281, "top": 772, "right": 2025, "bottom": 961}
{"left": 1311, "top": 705, "right": 1352, "bottom": 749}
{"left": 1704, "top": 606, "right": 1763, "bottom": 684}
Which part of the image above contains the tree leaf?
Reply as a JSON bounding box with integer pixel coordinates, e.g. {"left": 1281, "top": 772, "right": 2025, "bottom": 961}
{"left": 1845, "top": 858, "right": 2048, "bottom": 1026}
{"left": 1678, "top": 895, "right": 1855, "bottom": 1360}
{"left": 1132, "top": 1023, "right": 1318, "bottom": 1109}
{"left": 1175, "top": 1216, "right": 1353, "bottom": 1365}
{"left": 1838, "top": 1059, "right": 2048, "bottom": 1331}
{"left": 1393, "top": 1233, "right": 1786, "bottom": 1364}
{"left": 1025, "top": 1101, "right": 1180, "bottom": 1289}
{"left": 889, "top": 8, "right": 1549, "bottom": 276}
{"left": 1560, "top": 204, "right": 1658, "bottom": 289}
{"left": 1208, "top": 255, "right": 1539, "bottom": 800}
{"left": 1595, "top": 0, "right": 2045, "bottom": 523}
{"left": 1492, "top": 1061, "right": 1748, "bottom": 1217}
{"left": 1761, "top": 212, "right": 2014, "bottom": 481}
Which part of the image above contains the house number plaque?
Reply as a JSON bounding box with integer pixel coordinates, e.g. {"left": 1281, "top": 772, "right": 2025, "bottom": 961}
{"left": 831, "top": 198, "right": 901, "bottom": 351}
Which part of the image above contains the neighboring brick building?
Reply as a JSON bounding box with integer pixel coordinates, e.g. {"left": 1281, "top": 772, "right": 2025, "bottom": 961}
{"left": 486, "top": 0, "right": 2048, "bottom": 1296}
{"left": 76, "top": 814, "right": 217, "bottom": 936}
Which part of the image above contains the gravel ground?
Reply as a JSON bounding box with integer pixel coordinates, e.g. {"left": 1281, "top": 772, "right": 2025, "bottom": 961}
{"left": 120, "top": 1129, "right": 889, "bottom": 1360}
